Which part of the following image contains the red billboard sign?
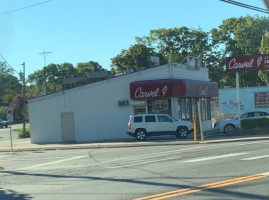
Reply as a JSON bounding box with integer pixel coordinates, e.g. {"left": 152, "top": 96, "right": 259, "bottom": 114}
{"left": 130, "top": 79, "right": 218, "bottom": 100}
{"left": 226, "top": 54, "right": 269, "bottom": 72}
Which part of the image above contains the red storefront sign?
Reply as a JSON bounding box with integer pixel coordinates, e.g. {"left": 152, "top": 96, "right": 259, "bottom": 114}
{"left": 226, "top": 54, "right": 269, "bottom": 72}
{"left": 130, "top": 79, "right": 218, "bottom": 100}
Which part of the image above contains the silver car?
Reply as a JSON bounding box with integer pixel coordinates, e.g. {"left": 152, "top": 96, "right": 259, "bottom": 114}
{"left": 213, "top": 111, "right": 269, "bottom": 133}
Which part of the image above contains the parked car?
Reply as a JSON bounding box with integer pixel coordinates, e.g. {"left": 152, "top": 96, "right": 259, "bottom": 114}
{"left": 213, "top": 111, "right": 269, "bottom": 133}
{"left": 0, "top": 118, "right": 9, "bottom": 128}
{"left": 127, "top": 114, "right": 193, "bottom": 141}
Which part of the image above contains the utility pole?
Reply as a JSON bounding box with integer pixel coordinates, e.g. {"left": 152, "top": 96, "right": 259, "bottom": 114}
{"left": 39, "top": 51, "right": 52, "bottom": 95}
{"left": 39, "top": 51, "right": 52, "bottom": 68}
{"left": 21, "top": 62, "right": 26, "bottom": 135}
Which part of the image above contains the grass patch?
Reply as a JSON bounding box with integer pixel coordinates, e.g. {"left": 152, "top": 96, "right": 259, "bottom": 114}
{"left": 0, "top": 167, "right": 4, "bottom": 170}
{"left": 13, "top": 127, "right": 30, "bottom": 138}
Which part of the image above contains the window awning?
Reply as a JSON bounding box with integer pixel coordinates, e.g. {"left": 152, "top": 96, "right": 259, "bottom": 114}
{"left": 130, "top": 79, "right": 218, "bottom": 100}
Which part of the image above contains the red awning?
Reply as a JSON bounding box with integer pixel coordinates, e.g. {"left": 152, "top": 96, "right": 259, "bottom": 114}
{"left": 130, "top": 79, "right": 218, "bottom": 100}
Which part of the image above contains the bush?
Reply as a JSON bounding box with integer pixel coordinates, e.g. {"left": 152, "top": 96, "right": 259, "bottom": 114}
{"left": 15, "top": 127, "right": 30, "bottom": 138}
{"left": 241, "top": 117, "right": 269, "bottom": 129}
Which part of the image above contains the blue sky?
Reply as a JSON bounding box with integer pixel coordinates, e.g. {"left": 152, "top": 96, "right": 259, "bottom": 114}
{"left": 0, "top": 0, "right": 267, "bottom": 78}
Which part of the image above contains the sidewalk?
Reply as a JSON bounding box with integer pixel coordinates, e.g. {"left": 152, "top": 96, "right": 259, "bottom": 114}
{"left": 1, "top": 131, "right": 269, "bottom": 152}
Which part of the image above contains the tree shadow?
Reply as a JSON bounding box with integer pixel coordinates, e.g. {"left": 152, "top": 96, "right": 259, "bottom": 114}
{"left": 0, "top": 188, "right": 33, "bottom": 200}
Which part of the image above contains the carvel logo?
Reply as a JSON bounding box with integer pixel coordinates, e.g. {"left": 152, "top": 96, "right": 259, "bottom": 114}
{"left": 134, "top": 85, "right": 168, "bottom": 99}
{"left": 226, "top": 54, "right": 269, "bottom": 72}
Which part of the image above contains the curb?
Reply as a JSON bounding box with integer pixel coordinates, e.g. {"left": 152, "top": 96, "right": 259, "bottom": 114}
{"left": 1, "top": 135, "right": 269, "bottom": 152}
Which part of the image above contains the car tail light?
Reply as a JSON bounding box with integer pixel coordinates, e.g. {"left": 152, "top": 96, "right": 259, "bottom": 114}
{"left": 128, "top": 122, "right": 131, "bottom": 129}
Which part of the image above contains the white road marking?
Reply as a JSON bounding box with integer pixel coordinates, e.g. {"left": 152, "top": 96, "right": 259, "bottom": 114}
{"left": 0, "top": 156, "right": 8, "bottom": 158}
{"left": 16, "top": 155, "right": 88, "bottom": 170}
{"left": 240, "top": 155, "right": 269, "bottom": 161}
{"left": 86, "top": 140, "right": 269, "bottom": 168}
{"left": 183, "top": 153, "right": 247, "bottom": 163}
{"left": 259, "top": 172, "right": 269, "bottom": 176}
{"left": 105, "top": 156, "right": 181, "bottom": 169}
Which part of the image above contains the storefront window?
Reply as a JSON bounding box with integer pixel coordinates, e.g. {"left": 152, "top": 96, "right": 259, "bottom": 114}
{"left": 178, "top": 98, "right": 211, "bottom": 121}
{"left": 178, "top": 98, "right": 192, "bottom": 121}
{"left": 134, "top": 107, "right": 146, "bottom": 115}
{"left": 148, "top": 99, "right": 171, "bottom": 115}
{"left": 255, "top": 92, "right": 269, "bottom": 108}
{"left": 199, "top": 98, "right": 211, "bottom": 120}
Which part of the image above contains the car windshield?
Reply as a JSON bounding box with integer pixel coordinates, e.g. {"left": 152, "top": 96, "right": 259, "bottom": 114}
{"left": 232, "top": 115, "right": 239, "bottom": 119}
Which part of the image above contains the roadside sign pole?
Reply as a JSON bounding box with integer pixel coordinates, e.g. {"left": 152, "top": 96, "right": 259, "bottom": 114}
{"left": 193, "top": 112, "right": 197, "bottom": 143}
{"left": 197, "top": 101, "right": 204, "bottom": 142}
{"left": 9, "top": 125, "right": 13, "bottom": 150}
{"left": 236, "top": 72, "right": 241, "bottom": 129}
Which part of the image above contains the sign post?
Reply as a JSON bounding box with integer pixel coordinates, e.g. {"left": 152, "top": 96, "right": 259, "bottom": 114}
{"left": 236, "top": 72, "right": 241, "bottom": 129}
{"left": 6, "top": 107, "right": 14, "bottom": 150}
{"left": 226, "top": 54, "right": 269, "bottom": 130}
{"left": 193, "top": 112, "right": 197, "bottom": 144}
{"left": 197, "top": 101, "right": 204, "bottom": 142}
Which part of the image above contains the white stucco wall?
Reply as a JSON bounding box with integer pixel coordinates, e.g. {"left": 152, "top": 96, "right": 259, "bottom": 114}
{"left": 218, "top": 86, "right": 269, "bottom": 115}
{"left": 28, "top": 63, "right": 211, "bottom": 143}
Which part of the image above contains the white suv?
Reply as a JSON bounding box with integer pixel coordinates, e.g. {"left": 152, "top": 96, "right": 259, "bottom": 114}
{"left": 127, "top": 114, "right": 193, "bottom": 141}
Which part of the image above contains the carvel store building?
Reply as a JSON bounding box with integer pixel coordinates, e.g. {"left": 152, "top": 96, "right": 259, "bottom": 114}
{"left": 28, "top": 62, "right": 218, "bottom": 144}
{"left": 130, "top": 79, "right": 218, "bottom": 127}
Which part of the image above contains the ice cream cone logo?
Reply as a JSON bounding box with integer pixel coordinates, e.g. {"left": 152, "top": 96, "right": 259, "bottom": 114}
{"left": 162, "top": 85, "right": 167, "bottom": 96}
{"left": 257, "top": 56, "right": 262, "bottom": 67}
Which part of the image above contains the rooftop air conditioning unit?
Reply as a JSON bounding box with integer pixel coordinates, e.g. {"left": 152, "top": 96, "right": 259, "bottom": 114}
{"left": 136, "top": 56, "right": 160, "bottom": 68}
{"left": 187, "top": 56, "right": 200, "bottom": 70}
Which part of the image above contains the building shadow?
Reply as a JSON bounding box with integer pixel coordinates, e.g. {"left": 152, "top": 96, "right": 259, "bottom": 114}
{"left": 0, "top": 188, "right": 32, "bottom": 200}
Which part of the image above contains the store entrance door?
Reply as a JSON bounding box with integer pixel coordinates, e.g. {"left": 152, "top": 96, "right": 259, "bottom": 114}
{"left": 61, "top": 112, "right": 75, "bottom": 142}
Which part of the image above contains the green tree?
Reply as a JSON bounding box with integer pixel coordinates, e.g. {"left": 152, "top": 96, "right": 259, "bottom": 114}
{"left": 28, "top": 63, "right": 76, "bottom": 94}
{"left": 110, "top": 44, "right": 162, "bottom": 73}
{"left": 258, "top": 32, "right": 269, "bottom": 85}
{"left": 211, "top": 15, "right": 269, "bottom": 87}
{"left": 76, "top": 61, "right": 105, "bottom": 82}
{"left": 0, "top": 63, "right": 22, "bottom": 106}
{"left": 137, "top": 27, "right": 210, "bottom": 65}
{"left": 28, "top": 61, "right": 106, "bottom": 95}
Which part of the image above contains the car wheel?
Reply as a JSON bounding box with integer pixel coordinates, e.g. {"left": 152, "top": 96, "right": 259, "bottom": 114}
{"left": 176, "top": 127, "right": 188, "bottom": 139}
{"left": 0, "top": 124, "right": 3, "bottom": 128}
{"left": 135, "top": 129, "right": 147, "bottom": 141}
{"left": 5, "top": 125, "right": 8, "bottom": 128}
{"left": 224, "top": 124, "right": 235, "bottom": 133}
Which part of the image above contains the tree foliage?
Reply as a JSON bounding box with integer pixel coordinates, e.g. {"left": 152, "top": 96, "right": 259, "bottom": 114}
{"left": 211, "top": 15, "right": 269, "bottom": 87}
{"left": 110, "top": 44, "right": 162, "bottom": 73}
{"left": 27, "top": 61, "right": 106, "bottom": 95}
{"left": 0, "top": 63, "right": 22, "bottom": 106}
{"left": 259, "top": 32, "right": 269, "bottom": 85}
{"left": 138, "top": 27, "right": 210, "bottom": 63}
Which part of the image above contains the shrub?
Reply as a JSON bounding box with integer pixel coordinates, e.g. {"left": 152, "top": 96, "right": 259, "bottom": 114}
{"left": 241, "top": 117, "right": 269, "bottom": 129}
{"left": 15, "top": 127, "right": 30, "bottom": 138}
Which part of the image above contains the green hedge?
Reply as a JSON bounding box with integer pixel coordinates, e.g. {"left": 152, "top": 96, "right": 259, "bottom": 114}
{"left": 241, "top": 117, "right": 269, "bottom": 129}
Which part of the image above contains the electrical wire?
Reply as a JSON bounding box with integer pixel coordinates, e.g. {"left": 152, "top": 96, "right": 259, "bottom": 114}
{"left": 0, "top": 0, "right": 53, "bottom": 16}
{"left": 219, "top": 0, "right": 269, "bottom": 14}
{"left": 0, "top": 54, "right": 20, "bottom": 74}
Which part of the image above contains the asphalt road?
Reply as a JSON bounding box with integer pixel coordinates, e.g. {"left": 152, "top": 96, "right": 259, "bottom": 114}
{"left": 0, "top": 139, "right": 269, "bottom": 200}
{"left": 0, "top": 124, "right": 29, "bottom": 149}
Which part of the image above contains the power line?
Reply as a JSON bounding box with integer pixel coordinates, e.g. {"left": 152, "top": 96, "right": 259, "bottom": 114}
{"left": 0, "top": 0, "right": 53, "bottom": 16}
{"left": 219, "top": 0, "right": 269, "bottom": 14}
{"left": 0, "top": 54, "right": 20, "bottom": 74}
